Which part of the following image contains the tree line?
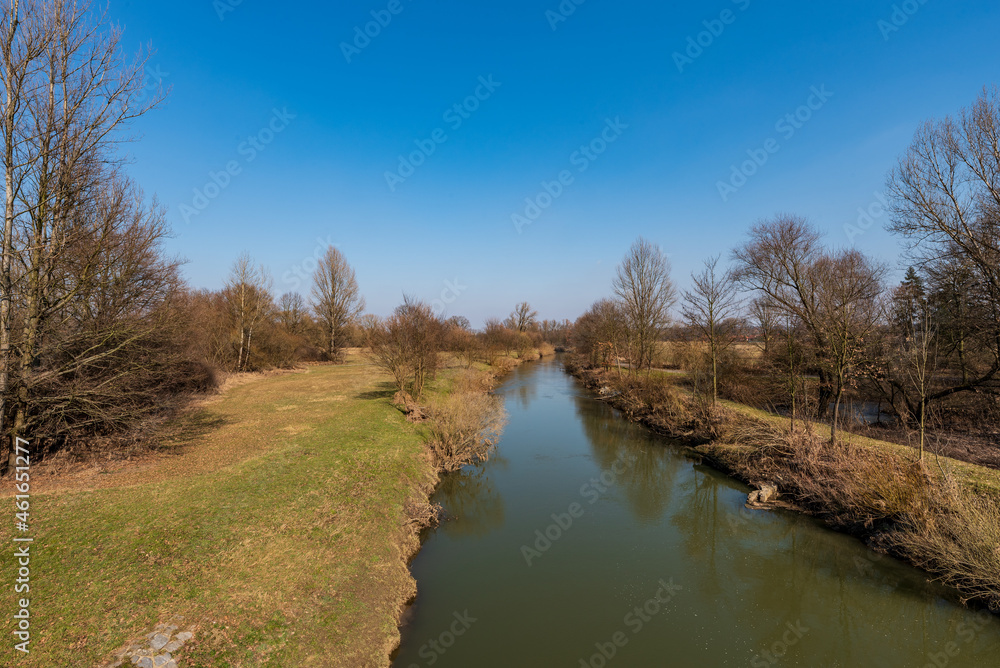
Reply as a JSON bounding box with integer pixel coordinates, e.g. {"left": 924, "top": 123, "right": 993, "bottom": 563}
{"left": 0, "top": 1, "right": 570, "bottom": 473}
{"left": 574, "top": 87, "right": 1000, "bottom": 454}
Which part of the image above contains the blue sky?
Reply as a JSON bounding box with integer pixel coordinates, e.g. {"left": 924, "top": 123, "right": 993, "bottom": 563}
{"left": 110, "top": 0, "right": 1000, "bottom": 326}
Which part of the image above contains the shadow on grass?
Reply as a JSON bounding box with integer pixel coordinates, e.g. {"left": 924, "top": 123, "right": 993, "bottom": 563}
{"left": 355, "top": 383, "right": 399, "bottom": 402}
{"left": 156, "top": 409, "right": 230, "bottom": 452}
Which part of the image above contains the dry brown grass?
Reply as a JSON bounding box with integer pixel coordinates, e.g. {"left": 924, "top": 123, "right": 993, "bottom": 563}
{"left": 899, "top": 479, "right": 1000, "bottom": 608}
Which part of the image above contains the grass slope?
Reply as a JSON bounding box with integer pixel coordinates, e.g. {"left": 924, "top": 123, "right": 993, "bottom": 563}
{"left": 713, "top": 397, "right": 1000, "bottom": 498}
{"left": 2, "top": 357, "right": 436, "bottom": 667}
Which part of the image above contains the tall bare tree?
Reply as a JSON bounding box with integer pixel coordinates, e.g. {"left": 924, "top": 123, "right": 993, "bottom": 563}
{"left": 1, "top": 0, "right": 164, "bottom": 471}
{"left": 613, "top": 237, "right": 676, "bottom": 373}
{"left": 732, "top": 215, "right": 834, "bottom": 415}
{"left": 886, "top": 85, "right": 1000, "bottom": 400}
{"left": 311, "top": 245, "right": 364, "bottom": 363}
{"left": 505, "top": 301, "right": 538, "bottom": 333}
{"left": 223, "top": 254, "right": 273, "bottom": 372}
{"left": 682, "top": 256, "right": 742, "bottom": 406}
{"left": 814, "top": 250, "right": 885, "bottom": 446}
{"left": 1, "top": 0, "right": 46, "bottom": 454}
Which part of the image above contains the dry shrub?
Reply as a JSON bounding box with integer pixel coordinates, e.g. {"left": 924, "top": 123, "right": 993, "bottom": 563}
{"left": 665, "top": 341, "right": 704, "bottom": 371}
{"left": 788, "top": 438, "right": 931, "bottom": 527}
{"left": 898, "top": 482, "right": 1000, "bottom": 609}
{"left": 719, "top": 418, "right": 794, "bottom": 458}
{"left": 616, "top": 375, "right": 685, "bottom": 419}
{"left": 425, "top": 392, "right": 508, "bottom": 472}
{"left": 491, "top": 357, "right": 517, "bottom": 374}
{"left": 454, "top": 368, "right": 498, "bottom": 394}
{"left": 538, "top": 342, "right": 557, "bottom": 357}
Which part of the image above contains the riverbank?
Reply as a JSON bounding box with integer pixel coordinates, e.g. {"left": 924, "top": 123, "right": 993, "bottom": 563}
{"left": 0, "top": 349, "right": 534, "bottom": 667}
{"left": 565, "top": 356, "right": 1000, "bottom": 613}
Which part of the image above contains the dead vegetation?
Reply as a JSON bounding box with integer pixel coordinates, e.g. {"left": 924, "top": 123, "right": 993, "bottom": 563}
{"left": 423, "top": 390, "right": 508, "bottom": 473}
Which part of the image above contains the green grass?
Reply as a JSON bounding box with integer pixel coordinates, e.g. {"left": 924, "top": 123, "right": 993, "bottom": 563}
{"left": 2, "top": 355, "right": 437, "bottom": 667}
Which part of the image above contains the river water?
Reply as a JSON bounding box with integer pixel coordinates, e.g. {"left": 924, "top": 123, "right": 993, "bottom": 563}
{"left": 392, "top": 358, "right": 1000, "bottom": 667}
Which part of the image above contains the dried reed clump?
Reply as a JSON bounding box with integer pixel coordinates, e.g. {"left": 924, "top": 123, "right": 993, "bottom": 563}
{"left": 424, "top": 391, "right": 508, "bottom": 473}
{"left": 897, "top": 479, "right": 1000, "bottom": 610}
{"left": 793, "top": 441, "right": 931, "bottom": 527}
{"left": 490, "top": 356, "right": 518, "bottom": 374}
{"left": 453, "top": 368, "right": 499, "bottom": 394}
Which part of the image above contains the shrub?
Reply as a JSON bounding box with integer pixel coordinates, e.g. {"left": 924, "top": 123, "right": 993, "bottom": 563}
{"left": 424, "top": 392, "right": 508, "bottom": 472}
{"left": 898, "top": 481, "right": 1000, "bottom": 610}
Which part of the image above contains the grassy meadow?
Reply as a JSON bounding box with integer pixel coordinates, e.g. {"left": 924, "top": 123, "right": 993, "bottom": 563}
{"left": 2, "top": 352, "right": 442, "bottom": 667}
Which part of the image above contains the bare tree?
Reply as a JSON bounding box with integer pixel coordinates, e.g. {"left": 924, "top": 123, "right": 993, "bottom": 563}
{"left": 613, "top": 237, "right": 676, "bottom": 373}
{"left": 732, "top": 215, "right": 834, "bottom": 416}
{"left": 223, "top": 254, "right": 273, "bottom": 372}
{"left": 505, "top": 301, "right": 538, "bottom": 333}
{"left": 749, "top": 296, "right": 779, "bottom": 358}
{"left": 903, "top": 307, "right": 938, "bottom": 461}
{"left": 365, "top": 315, "right": 412, "bottom": 395}
{"left": 311, "top": 245, "right": 364, "bottom": 363}
{"left": 365, "top": 296, "right": 440, "bottom": 399}
{"left": 277, "top": 292, "right": 306, "bottom": 334}
{"left": 814, "top": 250, "right": 885, "bottom": 446}
{"left": 886, "top": 85, "right": 1000, "bottom": 400}
{"left": 1, "top": 0, "right": 164, "bottom": 471}
{"left": 1, "top": 0, "right": 47, "bottom": 454}
{"left": 574, "top": 298, "right": 627, "bottom": 374}
{"left": 781, "top": 314, "right": 806, "bottom": 433}
{"left": 682, "top": 256, "right": 742, "bottom": 406}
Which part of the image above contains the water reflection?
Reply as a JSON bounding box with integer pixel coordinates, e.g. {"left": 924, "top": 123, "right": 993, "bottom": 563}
{"left": 436, "top": 465, "right": 505, "bottom": 538}
{"left": 394, "top": 359, "right": 1000, "bottom": 668}
{"left": 573, "top": 393, "right": 677, "bottom": 523}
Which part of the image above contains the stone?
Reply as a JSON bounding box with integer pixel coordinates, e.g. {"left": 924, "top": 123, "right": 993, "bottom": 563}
{"left": 163, "top": 640, "right": 182, "bottom": 652}
{"left": 175, "top": 631, "right": 193, "bottom": 643}
{"left": 164, "top": 625, "right": 178, "bottom": 635}
{"left": 136, "top": 658, "right": 154, "bottom": 668}
{"left": 153, "top": 654, "right": 172, "bottom": 667}
{"left": 758, "top": 483, "right": 779, "bottom": 503}
{"left": 149, "top": 633, "right": 170, "bottom": 651}
{"left": 164, "top": 662, "right": 178, "bottom": 668}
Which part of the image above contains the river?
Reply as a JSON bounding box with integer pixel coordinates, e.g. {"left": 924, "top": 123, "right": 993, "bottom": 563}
{"left": 392, "top": 357, "right": 1000, "bottom": 667}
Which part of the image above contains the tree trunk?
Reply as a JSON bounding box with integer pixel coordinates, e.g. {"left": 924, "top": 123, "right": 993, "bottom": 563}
{"left": 711, "top": 341, "right": 718, "bottom": 407}
{"left": 831, "top": 388, "right": 843, "bottom": 447}
{"left": 1, "top": 0, "right": 21, "bottom": 473}
{"left": 918, "top": 397, "right": 926, "bottom": 462}
{"left": 816, "top": 369, "right": 833, "bottom": 418}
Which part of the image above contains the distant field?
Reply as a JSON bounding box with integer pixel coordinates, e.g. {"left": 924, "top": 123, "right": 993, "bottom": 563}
{"left": 653, "top": 340, "right": 763, "bottom": 369}
{"left": 2, "top": 353, "right": 436, "bottom": 667}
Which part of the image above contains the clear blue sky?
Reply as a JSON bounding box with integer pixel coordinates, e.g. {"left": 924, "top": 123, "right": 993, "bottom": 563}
{"left": 110, "top": 0, "right": 1000, "bottom": 327}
